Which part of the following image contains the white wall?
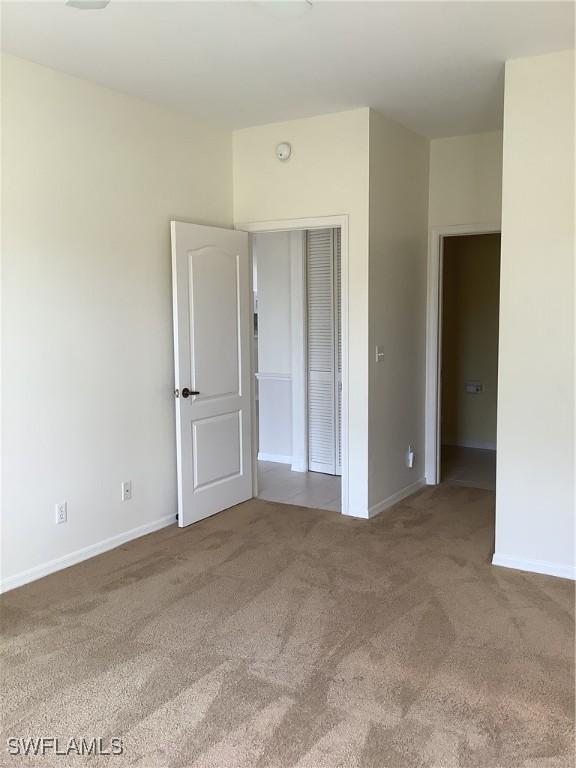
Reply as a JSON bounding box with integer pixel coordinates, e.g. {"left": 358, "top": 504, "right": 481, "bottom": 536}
{"left": 1, "top": 55, "right": 233, "bottom": 589}
{"left": 429, "top": 131, "right": 503, "bottom": 227}
{"left": 253, "top": 232, "right": 292, "bottom": 462}
{"left": 234, "top": 109, "right": 370, "bottom": 515}
{"left": 368, "top": 110, "right": 430, "bottom": 511}
{"left": 494, "top": 50, "right": 575, "bottom": 579}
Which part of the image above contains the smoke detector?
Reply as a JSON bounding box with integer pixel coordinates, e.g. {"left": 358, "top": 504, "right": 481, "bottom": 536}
{"left": 276, "top": 142, "right": 292, "bottom": 162}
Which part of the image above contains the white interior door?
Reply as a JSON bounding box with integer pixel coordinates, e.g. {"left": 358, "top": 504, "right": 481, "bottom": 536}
{"left": 306, "top": 228, "right": 342, "bottom": 476}
{"left": 171, "top": 221, "right": 253, "bottom": 526}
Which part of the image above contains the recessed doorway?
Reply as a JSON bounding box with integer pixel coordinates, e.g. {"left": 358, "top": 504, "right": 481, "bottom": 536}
{"left": 249, "top": 223, "right": 343, "bottom": 512}
{"left": 426, "top": 224, "right": 501, "bottom": 489}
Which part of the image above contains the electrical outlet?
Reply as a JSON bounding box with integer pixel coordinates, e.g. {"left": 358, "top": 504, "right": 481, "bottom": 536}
{"left": 407, "top": 446, "right": 415, "bottom": 469}
{"left": 55, "top": 501, "right": 67, "bottom": 524}
{"left": 121, "top": 481, "right": 132, "bottom": 501}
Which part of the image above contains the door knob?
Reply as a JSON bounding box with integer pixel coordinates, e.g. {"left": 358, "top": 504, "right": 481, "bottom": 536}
{"left": 181, "top": 387, "right": 199, "bottom": 398}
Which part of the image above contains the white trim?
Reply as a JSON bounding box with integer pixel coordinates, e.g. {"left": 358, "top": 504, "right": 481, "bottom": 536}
{"left": 492, "top": 553, "right": 576, "bottom": 581}
{"left": 255, "top": 372, "right": 292, "bottom": 381}
{"left": 367, "top": 479, "right": 426, "bottom": 518}
{"left": 239, "top": 216, "right": 349, "bottom": 516}
{"left": 257, "top": 452, "right": 293, "bottom": 464}
{"left": 0, "top": 514, "right": 176, "bottom": 594}
{"left": 425, "top": 223, "right": 501, "bottom": 485}
{"left": 344, "top": 479, "right": 426, "bottom": 520}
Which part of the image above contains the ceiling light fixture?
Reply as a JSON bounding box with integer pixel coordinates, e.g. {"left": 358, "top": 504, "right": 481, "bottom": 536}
{"left": 66, "top": 0, "right": 110, "bottom": 9}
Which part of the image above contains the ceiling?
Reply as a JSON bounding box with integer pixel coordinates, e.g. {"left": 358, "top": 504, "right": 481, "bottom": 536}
{"left": 2, "top": 1, "right": 573, "bottom": 138}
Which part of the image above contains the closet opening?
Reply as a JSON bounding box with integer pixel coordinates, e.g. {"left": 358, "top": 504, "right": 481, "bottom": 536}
{"left": 250, "top": 225, "right": 342, "bottom": 512}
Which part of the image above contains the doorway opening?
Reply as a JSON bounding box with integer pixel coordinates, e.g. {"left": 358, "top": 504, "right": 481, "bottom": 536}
{"left": 426, "top": 224, "right": 501, "bottom": 488}
{"left": 436, "top": 232, "right": 501, "bottom": 489}
{"left": 251, "top": 226, "right": 342, "bottom": 512}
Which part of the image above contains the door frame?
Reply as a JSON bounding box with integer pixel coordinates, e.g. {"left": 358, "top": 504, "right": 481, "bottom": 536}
{"left": 238, "top": 215, "right": 349, "bottom": 515}
{"left": 425, "top": 222, "right": 501, "bottom": 485}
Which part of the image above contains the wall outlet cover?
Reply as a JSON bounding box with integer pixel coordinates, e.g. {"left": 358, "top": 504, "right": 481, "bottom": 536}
{"left": 55, "top": 501, "right": 67, "bottom": 524}
{"left": 407, "top": 447, "right": 415, "bottom": 468}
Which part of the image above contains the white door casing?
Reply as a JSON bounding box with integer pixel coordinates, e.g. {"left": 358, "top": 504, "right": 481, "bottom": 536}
{"left": 171, "top": 221, "right": 253, "bottom": 526}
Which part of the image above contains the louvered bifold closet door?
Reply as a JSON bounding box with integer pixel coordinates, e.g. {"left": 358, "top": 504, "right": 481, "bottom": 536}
{"left": 334, "top": 228, "right": 342, "bottom": 475}
{"left": 306, "top": 228, "right": 340, "bottom": 475}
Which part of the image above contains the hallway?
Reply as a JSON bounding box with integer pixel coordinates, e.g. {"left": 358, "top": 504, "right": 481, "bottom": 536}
{"left": 441, "top": 445, "right": 496, "bottom": 491}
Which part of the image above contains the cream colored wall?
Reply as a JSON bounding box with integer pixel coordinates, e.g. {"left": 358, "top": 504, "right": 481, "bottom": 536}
{"left": 1, "top": 55, "right": 233, "bottom": 588}
{"left": 429, "top": 131, "right": 503, "bottom": 227}
{"left": 441, "top": 234, "right": 501, "bottom": 449}
{"left": 368, "top": 110, "right": 430, "bottom": 509}
{"left": 233, "top": 109, "right": 370, "bottom": 514}
{"left": 494, "top": 50, "right": 575, "bottom": 577}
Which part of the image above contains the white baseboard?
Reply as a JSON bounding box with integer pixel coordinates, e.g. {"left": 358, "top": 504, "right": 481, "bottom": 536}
{"left": 341, "top": 478, "right": 426, "bottom": 520}
{"left": 0, "top": 513, "right": 176, "bottom": 594}
{"left": 367, "top": 478, "right": 426, "bottom": 518}
{"left": 444, "top": 441, "right": 496, "bottom": 451}
{"left": 492, "top": 553, "right": 575, "bottom": 581}
{"left": 258, "top": 452, "right": 293, "bottom": 464}
{"left": 291, "top": 460, "right": 307, "bottom": 473}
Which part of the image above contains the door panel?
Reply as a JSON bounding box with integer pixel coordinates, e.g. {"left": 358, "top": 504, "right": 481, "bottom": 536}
{"left": 192, "top": 412, "right": 242, "bottom": 489}
{"left": 171, "top": 222, "right": 252, "bottom": 526}
{"left": 306, "top": 228, "right": 341, "bottom": 476}
{"left": 335, "top": 228, "right": 342, "bottom": 474}
{"left": 189, "top": 246, "right": 240, "bottom": 399}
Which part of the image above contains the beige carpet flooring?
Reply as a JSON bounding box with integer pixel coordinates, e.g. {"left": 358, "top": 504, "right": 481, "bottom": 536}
{"left": 1, "top": 485, "right": 574, "bottom": 767}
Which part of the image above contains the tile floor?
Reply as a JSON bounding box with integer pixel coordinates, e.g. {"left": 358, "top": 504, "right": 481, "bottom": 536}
{"left": 258, "top": 448, "right": 493, "bottom": 509}
{"left": 257, "top": 461, "right": 341, "bottom": 512}
{"left": 441, "top": 444, "right": 496, "bottom": 490}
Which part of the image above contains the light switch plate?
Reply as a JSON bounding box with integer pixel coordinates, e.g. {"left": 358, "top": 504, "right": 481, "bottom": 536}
{"left": 121, "top": 481, "right": 132, "bottom": 501}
